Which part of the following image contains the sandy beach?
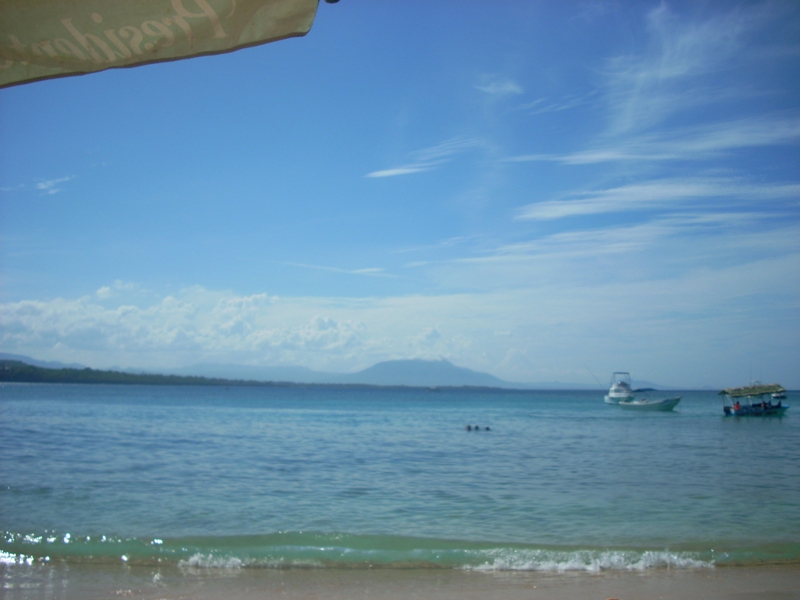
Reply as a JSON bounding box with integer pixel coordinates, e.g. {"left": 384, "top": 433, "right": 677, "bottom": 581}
{"left": 4, "top": 564, "right": 800, "bottom": 600}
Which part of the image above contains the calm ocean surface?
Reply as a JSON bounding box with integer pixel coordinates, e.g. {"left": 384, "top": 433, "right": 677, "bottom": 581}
{"left": 2, "top": 383, "right": 799, "bottom": 572}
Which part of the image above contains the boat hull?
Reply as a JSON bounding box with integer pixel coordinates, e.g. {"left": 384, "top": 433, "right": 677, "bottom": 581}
{"left": 723, "top": 404, "right": 789, "bottom": 417}
{"left": 604, "top": 395, "right": 633, "bottom": 405}
{"left": 618, "top": 397, "right": 681, "bottom": 412}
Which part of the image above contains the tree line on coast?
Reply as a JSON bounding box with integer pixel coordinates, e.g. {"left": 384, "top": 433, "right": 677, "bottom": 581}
{"left": 0, "top": 360, "right": 269, "bottom": 386}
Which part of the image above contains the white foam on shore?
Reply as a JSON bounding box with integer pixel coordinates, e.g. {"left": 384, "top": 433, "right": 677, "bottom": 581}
{"left": 178, "top": 553, "right": 245, "bottom": 569}
{"left": 171, "top": 547, "right": 712, "bottom": 572}
{"left": 465, "top": 549, "right": 713, "bottom": 572}
{"left": 0, "top": 550, "right": 35, "bottom": 566}
{"left": 177, "top": 553, "right": 325, "bottom": 570}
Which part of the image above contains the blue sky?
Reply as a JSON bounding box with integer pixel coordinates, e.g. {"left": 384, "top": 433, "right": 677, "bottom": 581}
{"left": 1, "top": 1, "right": 799, "bottom": 388}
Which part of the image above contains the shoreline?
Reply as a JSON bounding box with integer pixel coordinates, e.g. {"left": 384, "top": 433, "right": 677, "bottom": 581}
{"left": 3, "top": 563, "right": 800, "bottom": 600}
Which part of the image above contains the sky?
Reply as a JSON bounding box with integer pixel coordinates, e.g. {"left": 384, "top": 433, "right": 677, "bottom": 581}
{"left": 1, "top": 1, "right": 799, "bottom": 388}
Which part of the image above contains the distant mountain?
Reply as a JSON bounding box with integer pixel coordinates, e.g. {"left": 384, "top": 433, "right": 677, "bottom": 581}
{"left": 337, "top": 359, "right": 513, "bottom": 388}
{"left": 169, "top": 359, "right": 519, "bottom": 387}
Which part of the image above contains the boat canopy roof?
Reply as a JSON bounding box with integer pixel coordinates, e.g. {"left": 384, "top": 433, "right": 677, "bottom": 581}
{"left": 719, "top": 384, "right": 785, "bottom": 397}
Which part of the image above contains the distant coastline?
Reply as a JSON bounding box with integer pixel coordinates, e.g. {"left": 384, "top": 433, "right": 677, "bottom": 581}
{"left": 1, "top": 353, "right": 614, "bottom": 390}
{"left": 0, "top": 359, "right": 268, "bottom": 387}
{"left": 1, "top": 353, "right": 697, "bottom": 391}
{"left": 0, "top": 359, "right": 544, "bottom": 391}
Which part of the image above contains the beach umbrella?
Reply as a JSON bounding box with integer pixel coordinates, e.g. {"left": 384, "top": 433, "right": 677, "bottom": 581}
{"left": 1, "top": 0, "right": 334, "bottom": 88}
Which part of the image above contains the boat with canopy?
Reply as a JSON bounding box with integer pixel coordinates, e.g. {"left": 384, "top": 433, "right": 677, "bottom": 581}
{"left": 720, "top": 383, "right": 789, "bottom": 416}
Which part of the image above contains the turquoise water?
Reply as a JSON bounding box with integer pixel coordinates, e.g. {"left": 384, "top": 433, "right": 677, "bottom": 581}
{"left": 1, "top": 383, "right": 799, "bottom": 571}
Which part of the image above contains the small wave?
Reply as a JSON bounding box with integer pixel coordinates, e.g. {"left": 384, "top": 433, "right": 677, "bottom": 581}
{"left": 177, "top": 553, "right": 325, "bottom": 570}
{"left": 5, "top": 531, "right": 795, "bottom": 572}
{"left": 464, "top": 548, "right": 712, "bottom": 572}
{"left": 1, "top": 550, "right": 38, "bottom": 566}
{"left": 179, "top": 553, "right": 245, "bottom": 569}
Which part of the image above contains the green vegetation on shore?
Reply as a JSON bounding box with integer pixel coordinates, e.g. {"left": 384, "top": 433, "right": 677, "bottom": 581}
{"left": 0, "top": 360, "right": 271, "bottom": 387}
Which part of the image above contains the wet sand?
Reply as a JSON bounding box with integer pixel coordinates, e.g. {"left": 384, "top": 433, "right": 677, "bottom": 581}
{"left": 3, "top": 564, "right": 800, "bottom": 600}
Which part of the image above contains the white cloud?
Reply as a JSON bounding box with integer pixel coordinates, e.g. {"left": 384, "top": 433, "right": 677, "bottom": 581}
{"left": 395, "top": 236, "right": 475, "bottom": 256}
{"left": 35, "top": 176, "right": 74, "bottom": 195}
{"left": 506, "top": 115, "right": 800, "bottom": 165}
{"left": 3, "top": 205, "right": 799, "bottom": 388}
{"left": 419, "top": 327, "right": 441, "bottom": 344}
{"left": 412, "top": 208, "right": 800, "bottom": 300}
{"left": 516, "top": 178, "right": 800, "bottom": 221}
{"left": 602, "top": 3, "right": 755, "bottom": 135}
{"left": 274, "top": 261, "right": 392, "bottom": 278}
{"left": 366, "top": 136, "right": 485, "bottom": 178}
{"left": 504, "top": 6, "right": 800, "bottom": 176}
{"left": 475, "top": 78, "right": 523, "bottom": 95}
{"left": 522, "top": 93, "right": 596, "bottom": 116}
{"left": 351, "top": 268, "right": 385, "bottom": 275}
{"left": 95, "top": 280, "right": 138, "bottom": 300}
{"left": 366, "top": 166, "right": 431, "bottom": 178}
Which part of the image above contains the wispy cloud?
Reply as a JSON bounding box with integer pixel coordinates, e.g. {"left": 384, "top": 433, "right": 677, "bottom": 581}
{"left": 406, "top": 209, "right": 800, "bottom": 310}
{"left": 475, "top": 76, "right": 523, "bottom": 96}
{"left": 365, "top": 166, "right": 430, "bottom": 178}
{"left": 502, "top": 211, "right": 798, "bottom": 259}
{"left": 607, "top": 4, "right": 744, "bottom": 133}
{"left": 366, "top": 136, "right": 484, "bottom": 178}
{"left": 516, "top": 177, "right": 800, "bottom": 221}
{"left": 273, "top": 260, "right": 393, "bottom": 278}
{"left": 35, "top": 176, "right": 74, "bottom": 195}
{"left": 506, "top": 114, "right": 800, "bottom": 165}
{"left": 505, "top": 5, "right": 799, "bottom": 174}
{"left": 604, "top": 3, "right": 775, "bottom": 135}
{"left": 519, "top": 92, "right": 597, "bottom": 116}
{"left": 395, "top": 236, "right": 477, "bottom": 255}
{"left": 96, "top": 280, "right": 139, "bottom": 300}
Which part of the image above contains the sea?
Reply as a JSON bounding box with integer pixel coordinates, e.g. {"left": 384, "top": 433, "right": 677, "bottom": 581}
{"left": 1, "top": 383, "right": 799, "bottom": 584}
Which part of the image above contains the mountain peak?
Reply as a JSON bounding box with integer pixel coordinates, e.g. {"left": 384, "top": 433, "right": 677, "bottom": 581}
{"left": 345, "top": 358, "right": 509, "bottom": 387}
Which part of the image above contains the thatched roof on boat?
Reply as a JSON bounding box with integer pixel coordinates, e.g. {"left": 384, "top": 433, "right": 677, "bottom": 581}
{"left": 719, "top": 384, "right": 785, "bottom": 397}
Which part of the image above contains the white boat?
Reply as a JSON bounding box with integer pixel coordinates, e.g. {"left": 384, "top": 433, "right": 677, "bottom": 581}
{"left": 604, "top": 372, "right": 635, "bottom": 404}
{"left": 618, "top": 397, "right": 681, "bottom": 412}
